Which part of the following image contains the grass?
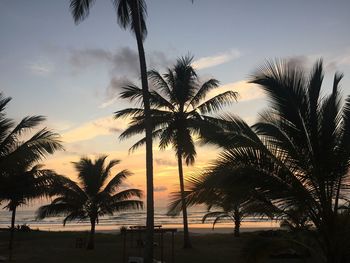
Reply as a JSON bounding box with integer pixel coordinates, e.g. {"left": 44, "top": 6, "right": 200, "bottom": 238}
{"left": 0, "top": 230, "right": 313, "bottom": 263}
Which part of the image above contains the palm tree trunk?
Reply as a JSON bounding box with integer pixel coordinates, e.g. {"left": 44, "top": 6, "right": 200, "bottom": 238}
{"left": 234, "top": 219, "right": 240, "bottom": 237}
{"left": 87, "top": 218, "right": 96, "bottom": 250}
{"left": 333, "top": 176, "right": 342, "bottom": 214}
{"left": 233, "top": 209, "right": 241, "bottom": 237}
{"left": 177, "top": 153, "right": 192, "bottom": 248}
{"left": 9, "top": 206, "right": 16, "bottom": 261}
{"left": 131, "top": 1, "right": 154, "bottom": 262}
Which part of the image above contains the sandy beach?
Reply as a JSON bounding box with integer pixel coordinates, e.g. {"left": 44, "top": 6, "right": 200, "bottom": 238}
{"left": 1, "top": 221, "right": 281, "bottom": 234}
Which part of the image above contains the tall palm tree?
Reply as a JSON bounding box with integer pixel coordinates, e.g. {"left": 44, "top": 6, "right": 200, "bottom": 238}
{"left": 69, "top": 1, "right": 154, "bottom": 259}
{"left": 36, "top": 156, "right": 143, "bottom": 250}
{"left": 1, "top": 164, "right": 59, "bottom": 258}
{"left": 199, "top": 59, "right": 350, "bottom": 262}
{"left": 115, "top": 56, "right": 237, "bottom": 248}
{"left": 0, "top": 93, "right": 63, "bottom": 260}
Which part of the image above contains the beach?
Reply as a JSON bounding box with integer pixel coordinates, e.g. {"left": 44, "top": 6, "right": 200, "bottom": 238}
{"left": 0, "top": 210, "right": 284, "bottom": 262}
{"left": 0, "top": 228, "right": 296, "bottom": 263}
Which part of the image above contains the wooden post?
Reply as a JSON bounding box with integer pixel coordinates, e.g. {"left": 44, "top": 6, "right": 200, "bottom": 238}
{"left": 171, "top": 231, "right": 175, "bottom": 263}
{"left": 123, "top": 231, "right": 126, "bottom": 263}
{"left": 130, "top": 230, "right": 133, "bottom": 248}
{"left": 138, "top": 230, "right": 141, "bottom": 256}
{"left": 160, "top": 232, "right": 164, "bottom": 263}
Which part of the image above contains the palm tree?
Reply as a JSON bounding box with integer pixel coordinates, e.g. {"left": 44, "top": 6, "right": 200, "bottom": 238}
{"left": 168, "top": 172, "right": 276, "bottom": 237}
{"left": 36, "top": 156, "right": 143, "bottom": 250}
{"left": 199, "top": 59, "right": 350, "bottom": 262}
{"left": 202, "top": 209, "right": 245, "bottom": 237}
{"left": 279, "top": 206, "right": 312, "bottom": 231}
{"left": 69, "top": 1, "right": 154, "bottom": 259}
{"left": 0, "top": 93, "right": 63, "bottom": 260}
{"left": 1, "top": 164, "right": 59, "bottom": 258}
{"left": 115, "top": 56, "right": 237, "bottom": 248}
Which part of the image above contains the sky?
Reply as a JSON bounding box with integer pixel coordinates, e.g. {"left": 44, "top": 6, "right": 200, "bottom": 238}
{"left": 1, "top": 0, "right": 350, "bottom": 208}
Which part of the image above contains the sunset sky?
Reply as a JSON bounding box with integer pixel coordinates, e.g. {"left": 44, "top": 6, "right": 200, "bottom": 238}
{"left": 1, "top": 0, "right": 350, "bottom": 208}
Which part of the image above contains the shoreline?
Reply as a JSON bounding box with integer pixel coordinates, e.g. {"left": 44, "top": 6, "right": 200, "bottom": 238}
{"left": 0, "top": 221, "right": 281, "bottom": 235}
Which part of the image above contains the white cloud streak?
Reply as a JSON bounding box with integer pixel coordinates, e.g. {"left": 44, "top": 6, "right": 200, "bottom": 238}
{"left": 192, "top": 49, "right": 241, "bottom": 70}
{"left": 27, "top": 61, "right": 54, "bottom": 75}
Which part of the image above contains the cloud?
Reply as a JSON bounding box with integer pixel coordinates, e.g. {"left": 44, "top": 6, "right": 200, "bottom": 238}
{"left": 70, "top": 48, "right": 112, "bottom": 68}
{"left": 69, "top": 47, "right": 140, "bottom": 79}
{"left": 339, "top": 55, "right": 350, "bottom": 66}
{"left": 208, "top": 80, "right": 265, "bottom": 103}
{"left": 280, "top": 53, "right": 350, "bottom": 71}
{"left": 154, "top": 186, "right": 168, "bottom": 192}
{"left": 69, "top": 47, "right": 173, "bottom": 77}
{"left": 332, "top": 48, "right": 350, "bottom": 67}
{"left": 155, "top": 158, "right": 177, "bottom": 167}
{"left": 69, "top": 47, "right": 174, "bottom": 108}
{"left": 27, "top": 61, "right": 54, "bottom": 75}
{"left": 61, "top": 116, "right": 127, "bottom": 143}
{"left": 285, "top": 55, "right": 310, "bottom": 68}
{"left": 192, "top": 49, "right": 241, "bottom": 70}
{"left": 99, "top": 76, "right": 133, "bottom": 108}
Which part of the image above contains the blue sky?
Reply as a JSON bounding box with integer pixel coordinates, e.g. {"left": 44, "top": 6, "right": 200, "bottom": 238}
{"left": 1, "top": 0, "right": 350, "bottom": 206}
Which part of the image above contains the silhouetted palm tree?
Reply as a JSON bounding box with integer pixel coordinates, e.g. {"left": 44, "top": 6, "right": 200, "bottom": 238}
{"left": 115, "top": 56, "right": 237, "bottom": 247}
{"left": 202, "top": 209, "right": 244, "bottom": 237}
{"left": 168, "top": 172, "right": 276, "bottom": 237}
{"left": 0, "top": 93, "right": 63, "bottom": 260}
{"left": 69, "top": 1, "right": 154, "bottom": 259}
{"left": 1, "top": 164, "right": 58, "bottom": 258}
{"left": 279, "top": 206, "right": 312, "bottom": 231}
{"left": 200, "top": 59, "right": 350, "bottom": 262}
{"left": 37, "top": 156, "right": 143, "bottom": 250}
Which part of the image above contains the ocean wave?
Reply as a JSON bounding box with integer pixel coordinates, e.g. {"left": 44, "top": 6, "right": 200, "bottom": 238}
{"left": 0, "top": 208, "right": 275, "bottom": 231}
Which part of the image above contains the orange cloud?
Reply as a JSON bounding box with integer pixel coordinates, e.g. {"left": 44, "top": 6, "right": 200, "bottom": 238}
{"left": 61, "top": 116, "right": 127, "bottom": 143}
{"left": 209, "top": 80, "right": 265, "bottom": 102}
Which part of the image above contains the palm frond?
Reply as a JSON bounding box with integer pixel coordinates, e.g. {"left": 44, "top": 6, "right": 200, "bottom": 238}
{"left": 148, "top": 69, "right": 174, "bottom": 102}
{"left": 114, "top": 108, "right": 144, "bottom": 119}
{"left": 114, "top": 0, "right": 147, "bottom": 40}
{"left": 0, "top": 93, "right": 11, "bottom": 112}
{"left": 0, "top": 116, "right": 46, "bottom": 157}
{"left": 63, "top": 211, "right": 88, "bottom": 226}
{"left": 149, "top": 90, "right": 175, "bottom": 110}
{"left": 102, "top": 169, "right": 133, "bottom": 195}
{"left": 0, "top": 128, "right": 63, "bottom": 172}
{"left": 105, "top": 200, "right": 143, "bottom": 213}
{"left": 128, "top": 128, "right": 163, "bottom": 153}
{"left": 36, "top": 203, "right": 81, "bottom": 220}
{"left": 196, "top": 91, "right": 237, "bottom": 114}
{"left": 119, "top": 121, "right": 146, "bottom": 140}
{"left": 108, "top": 188, "right": 143, "bottom": 201}
{"left": 119, "top": 84, "right": 144, "bottom": 104}
{"left": 69, "top": 0, "right": 95, "bottom": 24}
{"left": 202, "top": 211, "right": 227, "bottom": 223}
{"left": 100, "top": 159, "right": 120, "bottom": 186}
{"left": 212, "top": 214, "right": 232, "bottom": 230}
{"left": 190, "top": 78, "right": 220, "bottom": 108}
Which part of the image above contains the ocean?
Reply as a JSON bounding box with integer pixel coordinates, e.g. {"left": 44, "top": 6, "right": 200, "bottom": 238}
{"left": 0, "top": 207, "right": 279, "bottom": 232}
